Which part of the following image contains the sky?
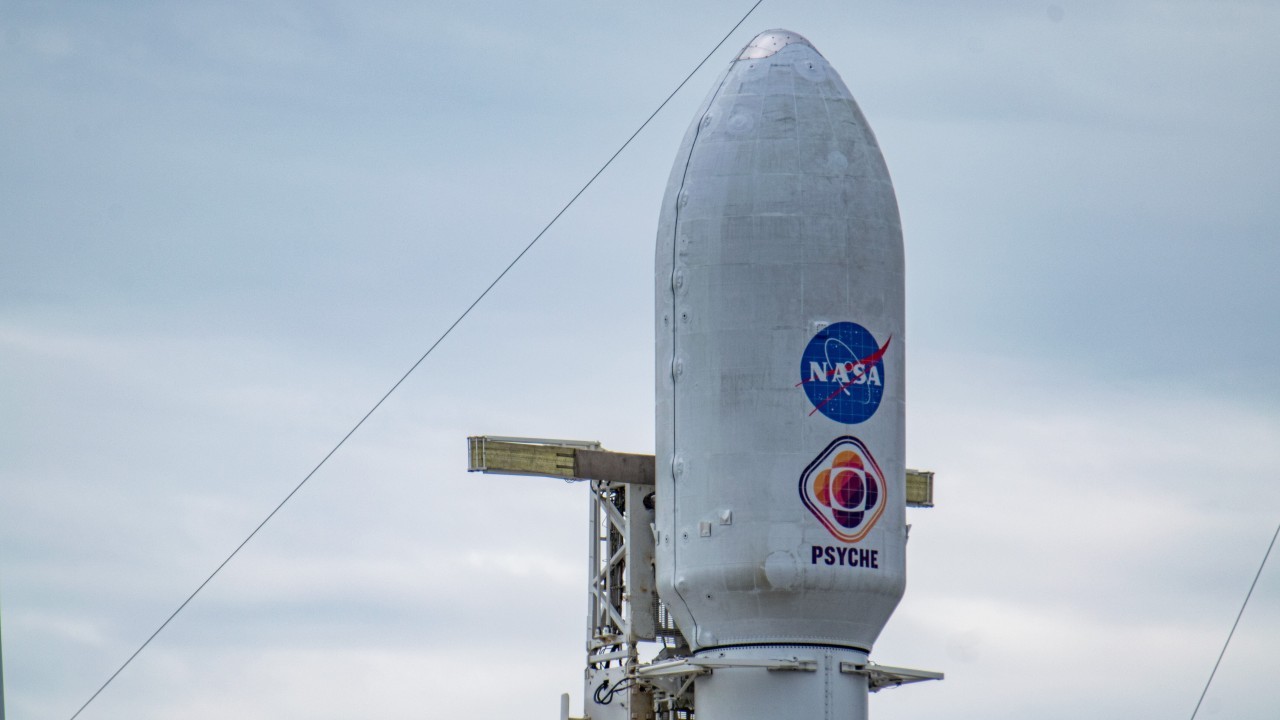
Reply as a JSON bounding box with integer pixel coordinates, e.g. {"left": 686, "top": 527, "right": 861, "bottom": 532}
{"left": 2, "top": 1, "right": 1279, "bottom": 718}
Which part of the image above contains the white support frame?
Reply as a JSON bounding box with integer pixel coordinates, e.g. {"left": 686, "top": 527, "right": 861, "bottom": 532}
{"left": 586, "top": 479, "right": 634, "bottom": 667}
{"left": 583, "top": 480, "right": 665, "bottom": 720}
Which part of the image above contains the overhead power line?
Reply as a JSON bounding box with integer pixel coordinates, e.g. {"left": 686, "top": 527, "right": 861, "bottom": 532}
{"left": 67, "top": 3, "right": 766, "bottom": 718}
{"left": 1189, "top": 519, "right": 1280, "bottom": 720}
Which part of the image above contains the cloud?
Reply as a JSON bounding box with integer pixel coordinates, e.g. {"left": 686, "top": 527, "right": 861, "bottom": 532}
{"left": 2, "top": 2, "right": 1278, "bottom": 719}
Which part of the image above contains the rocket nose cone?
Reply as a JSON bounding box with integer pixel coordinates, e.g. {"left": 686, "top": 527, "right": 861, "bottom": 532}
{"left": 738, "top": 28, "right": 816, "bottom": 59}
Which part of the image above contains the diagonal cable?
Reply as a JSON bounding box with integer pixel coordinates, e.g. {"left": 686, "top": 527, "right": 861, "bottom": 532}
{"left": 67, "top": 3, "right": 766, "bottom": 718}
{"left": 1189, "top": 519, "right": 1280, "bottom": 720}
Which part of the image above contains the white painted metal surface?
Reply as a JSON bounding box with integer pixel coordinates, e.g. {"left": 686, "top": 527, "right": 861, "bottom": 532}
{"left": 655, "top": 26, "right": 907, "bottom": 669}
{"left": 689, "top": 646, "right": 871, "bottom": 720}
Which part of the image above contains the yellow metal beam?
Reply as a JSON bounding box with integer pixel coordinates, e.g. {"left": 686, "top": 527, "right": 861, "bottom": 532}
{"left": 905, "top": 469, "right": 934, "bottom": 508}
{"left": 467, "top": 436, "right": 655, "bottom": 485}
{"left": 469, "top": 436, "right": 934, "bottom": 504}
{"left": 467, "top": 437, "right": 577, "bottom": 478}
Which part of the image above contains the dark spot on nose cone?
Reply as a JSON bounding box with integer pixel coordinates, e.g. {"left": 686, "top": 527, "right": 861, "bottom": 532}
{"left": 738, "top": 28, "right": 817, "bottom": 59}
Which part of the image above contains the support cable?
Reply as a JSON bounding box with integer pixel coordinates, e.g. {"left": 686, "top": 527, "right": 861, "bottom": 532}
{"left": 1189, "top": 520, "right": 1280, "bottom": 720}
{"left": 67, "top": 3, "right": 765, "bottom": 718}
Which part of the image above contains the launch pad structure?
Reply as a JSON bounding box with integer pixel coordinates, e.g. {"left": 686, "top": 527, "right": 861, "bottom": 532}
{"left": 466, "top": 436, "right": 940, "bottom": 720}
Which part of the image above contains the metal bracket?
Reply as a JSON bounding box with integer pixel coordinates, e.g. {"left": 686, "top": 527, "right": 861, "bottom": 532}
{"left": 693, "top": 657, "right": 818, "bottom": 672}
{"left": 839, "top": 662, "right": 944, "bottom": 691}
{"left": 638, "top": 656, "right": 817, "bottom": 677}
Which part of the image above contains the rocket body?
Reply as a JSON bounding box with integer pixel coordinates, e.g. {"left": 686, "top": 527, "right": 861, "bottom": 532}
{"left": 654, "top": 26, "right": 906, "bottom": 679}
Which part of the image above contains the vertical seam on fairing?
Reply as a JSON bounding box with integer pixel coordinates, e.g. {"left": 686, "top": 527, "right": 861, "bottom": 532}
{"left": 793, "top": 59, "right": 807, "bottom": 331}
{"left": 667, "top": 61, "right": 736, "bottom": 637}
{"left": 810, "top": 58, "right": 836, "bottom": 326}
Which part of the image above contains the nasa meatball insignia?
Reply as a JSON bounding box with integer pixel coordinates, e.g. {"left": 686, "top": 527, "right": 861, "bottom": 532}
{"left": 798, "top": 322, "right": 890, "bottom": 424}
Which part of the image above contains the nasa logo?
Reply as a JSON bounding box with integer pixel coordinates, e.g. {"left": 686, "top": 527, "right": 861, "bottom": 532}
{"left": 797, "top": 321, "right": 890, "bottom": 424}
{"left": 799, "top": 436, "right": 886, "bottom": 544}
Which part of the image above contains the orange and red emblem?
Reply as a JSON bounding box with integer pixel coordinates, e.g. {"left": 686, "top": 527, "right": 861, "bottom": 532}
{"left": 799, "top": 436, "right": 886, "bottom": 543}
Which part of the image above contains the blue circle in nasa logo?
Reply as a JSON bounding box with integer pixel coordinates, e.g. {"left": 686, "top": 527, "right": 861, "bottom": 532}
{"left": 799, "top": 321, "right": 889, "bottom": 424}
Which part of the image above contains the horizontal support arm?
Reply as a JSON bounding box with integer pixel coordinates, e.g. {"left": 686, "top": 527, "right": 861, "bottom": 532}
{"left": 469, "top": 437, "right": 934, "bottom": 502}
{"left": 467, "top": 436, "right": 655, "bottom": 485}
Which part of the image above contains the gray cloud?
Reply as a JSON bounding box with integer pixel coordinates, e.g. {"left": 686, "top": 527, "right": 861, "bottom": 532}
{"left": 2, "top": 2, "right": 1278, "bottom": 719}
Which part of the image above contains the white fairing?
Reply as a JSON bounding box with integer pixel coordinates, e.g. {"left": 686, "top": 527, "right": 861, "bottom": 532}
{"left": 655, "top": 30, "right": 905, "bottom": 653}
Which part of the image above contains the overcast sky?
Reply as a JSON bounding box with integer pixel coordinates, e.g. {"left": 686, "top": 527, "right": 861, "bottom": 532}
{"left": 3, "top": 1, "right": 1279, "bottom": 719}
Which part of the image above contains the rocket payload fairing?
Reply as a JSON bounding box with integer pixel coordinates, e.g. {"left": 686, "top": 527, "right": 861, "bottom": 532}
{"left": 655, "top": 29, "right": 906, "bottom": 719}
{"left": 468, "top": 26, "right": 928, "bottom": 720}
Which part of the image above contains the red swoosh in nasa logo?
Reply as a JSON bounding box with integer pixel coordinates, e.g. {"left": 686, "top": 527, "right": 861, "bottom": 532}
{"left": 798, "top": 335, "right": 892, "bottom": 416}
